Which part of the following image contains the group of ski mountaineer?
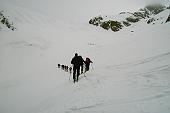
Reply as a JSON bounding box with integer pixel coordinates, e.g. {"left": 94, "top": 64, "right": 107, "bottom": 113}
{"left": 71, "top": 53, "right": 93, "bottom": 83}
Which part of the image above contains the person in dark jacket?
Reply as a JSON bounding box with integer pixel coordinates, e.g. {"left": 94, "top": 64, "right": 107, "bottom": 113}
{"left": 85, "top": 57, "right": 93, "bottom": 72}
{"left": 71, "top": 53, "right": 82, "bottom": 83}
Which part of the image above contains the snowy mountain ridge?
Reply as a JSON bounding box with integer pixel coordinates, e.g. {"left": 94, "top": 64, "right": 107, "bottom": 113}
{"left": 89, "top": 6, "right": 170, "bottom": 32}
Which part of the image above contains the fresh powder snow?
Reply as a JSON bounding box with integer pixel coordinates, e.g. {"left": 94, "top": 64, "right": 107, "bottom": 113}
{"left": 0, "top": 1, "right": 170, "bottom": 113}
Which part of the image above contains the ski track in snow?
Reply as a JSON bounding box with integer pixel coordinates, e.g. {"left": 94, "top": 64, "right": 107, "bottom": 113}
{"left": 7, "top": 38, "right": 49, "bottom": 50}
{"left": 107, "top": 52, "right": 170, "bottom": 70}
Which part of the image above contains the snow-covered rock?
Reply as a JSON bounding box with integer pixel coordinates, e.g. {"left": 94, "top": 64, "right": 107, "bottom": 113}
{"left": 89, "top": 6, "right": 169, "bottom": 32}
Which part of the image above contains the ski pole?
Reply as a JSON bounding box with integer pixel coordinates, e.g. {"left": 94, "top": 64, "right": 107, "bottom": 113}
{"left": 69, "top": 65, "right": 73, "bottom": 81}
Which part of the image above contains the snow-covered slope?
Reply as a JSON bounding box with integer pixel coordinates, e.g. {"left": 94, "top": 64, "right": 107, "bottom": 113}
{"left": 0, "top": 1, "right": 170, "bottom": 113}
{"left": 89, "top": 7, "right": 170, "bottom": 32}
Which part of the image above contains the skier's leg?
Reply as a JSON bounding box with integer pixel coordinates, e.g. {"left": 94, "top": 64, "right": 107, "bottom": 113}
{"left": 77, "top": 67, "right": 80, "bottom": 82}
{"left": 81, "top": 65, "right": 83, "bottom": 74}
{"left": 86, "top": 65, "right": 89, "bottom": 71}
{"left": 73, "top": 67, "right": 76, "bottom": 83}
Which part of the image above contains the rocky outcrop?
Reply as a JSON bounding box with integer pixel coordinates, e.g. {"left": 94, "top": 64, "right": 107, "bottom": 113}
{"left": 147, "top": 18, "right": 155, "bottom": 24}
{"left": 122, "top": 21, "right": 130, "bottom": 27}
{"left": 167, "top": 6, "right": 170, "bottom": 9}
{"left": 145, "top": 4, "right": 166, "bottom": 14}
{"left": 89, "top": 16, "right": 103, "bottom": 26}
{"left": 166, "top": 15, "right": 170, "bottom": 23}
{"left": 89, "top": 4, "right": 168, "bottom": 32}
{"left": 89, "top": 16, "right": 123, "bottom": 32}
{"left": 0, "top": 11, "right": 16, "bottom": 31}
{"left": 100, "top": 20, "right": 123, "bottom": 31}
{"left": 126, "top": 16, "right": 139, "bottom": 23}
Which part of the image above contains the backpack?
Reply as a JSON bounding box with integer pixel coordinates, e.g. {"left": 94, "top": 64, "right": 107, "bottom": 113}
{"left": 85, "top": 58, "right": 91, "bottom": 64}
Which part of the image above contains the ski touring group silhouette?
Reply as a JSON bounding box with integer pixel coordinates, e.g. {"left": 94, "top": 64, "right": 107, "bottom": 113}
{"left": 58, "top": 53, "right": 93, "bottom": 83}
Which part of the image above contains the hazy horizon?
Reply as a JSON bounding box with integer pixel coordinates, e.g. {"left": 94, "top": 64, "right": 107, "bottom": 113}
{"left": 0, "top": 0, "right": 169, "bottom": 22}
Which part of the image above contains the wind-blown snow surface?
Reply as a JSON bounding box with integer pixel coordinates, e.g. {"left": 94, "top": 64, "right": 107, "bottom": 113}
{"left": 0, "top": 3, "right": 170, "bottom": 113}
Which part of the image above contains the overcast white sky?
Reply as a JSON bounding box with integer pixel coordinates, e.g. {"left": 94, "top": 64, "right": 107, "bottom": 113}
{"left": 1, "top": 0, "right": 170, "bottom": 21}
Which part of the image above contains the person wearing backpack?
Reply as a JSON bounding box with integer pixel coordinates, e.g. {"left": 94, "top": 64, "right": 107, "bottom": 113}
{"left": 71, "top": 53, "right": 82, "bottom": 83}
{"left": 85, "top": 57, "right": 93, "bottom": 72}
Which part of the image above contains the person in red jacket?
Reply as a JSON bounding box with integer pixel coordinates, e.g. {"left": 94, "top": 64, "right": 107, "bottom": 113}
{"left": 85, "top": 57, "right": 93, "bottom": 72}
